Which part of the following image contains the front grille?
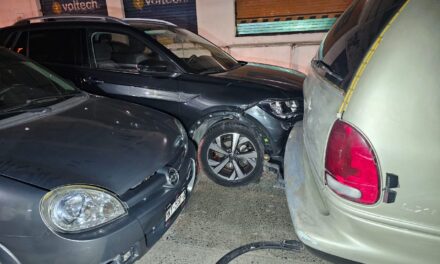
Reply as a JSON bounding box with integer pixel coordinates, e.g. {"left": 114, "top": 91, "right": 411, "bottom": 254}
{"left": 120, "top": 171, "right": 167, "bottom": 208}
{"left": 120, "top": 151, "right": 192, "bottom": 209}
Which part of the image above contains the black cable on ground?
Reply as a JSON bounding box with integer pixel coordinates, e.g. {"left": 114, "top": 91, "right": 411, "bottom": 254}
{"left": 216, "top": 240, "right": 304, "bottom": 264}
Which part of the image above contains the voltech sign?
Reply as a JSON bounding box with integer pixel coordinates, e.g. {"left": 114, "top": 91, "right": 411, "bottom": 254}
{"left": 40, "top": 0, "right": 108, "bottom": 16}
{"left": 124, "top": 0, "right": 197, "bottom": 33}
{"left": 133, "top": 0, "right": 190, "bottom": 6}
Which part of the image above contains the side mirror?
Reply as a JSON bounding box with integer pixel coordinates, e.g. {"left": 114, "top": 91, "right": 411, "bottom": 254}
{"left": 137, "top": 60, "right": 170, "bottom": 73}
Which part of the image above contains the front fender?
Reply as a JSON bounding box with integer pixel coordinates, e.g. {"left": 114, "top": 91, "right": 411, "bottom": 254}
{"left": 0, "top": 176, "right": 48, "bottom": 238}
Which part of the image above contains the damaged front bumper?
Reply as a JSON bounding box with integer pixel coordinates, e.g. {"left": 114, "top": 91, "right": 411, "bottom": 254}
{"left": 245, "top": 105, "right": 301, "bottom": 161}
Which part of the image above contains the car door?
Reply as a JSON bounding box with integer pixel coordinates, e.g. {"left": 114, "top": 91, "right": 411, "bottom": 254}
{"left": 81, "top": 28, "right": 182, "bottom": 118}
{"left": 14, "top": 28, "right": 90, "bottom": 88}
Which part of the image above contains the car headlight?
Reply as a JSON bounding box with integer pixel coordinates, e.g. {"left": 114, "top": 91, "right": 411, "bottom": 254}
{"left": 258, "top": 99, "right": 302, "bottom": 119}
{"left": 174, "top": 119, "right": 188, "bottom": 148}
{"left": 40, "top": 185, "right": 127, "bottom": 233}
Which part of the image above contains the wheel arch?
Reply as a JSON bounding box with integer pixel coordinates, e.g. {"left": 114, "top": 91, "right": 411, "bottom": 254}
{"left": 189, "top": 110, "right": 274, "bottom": 154}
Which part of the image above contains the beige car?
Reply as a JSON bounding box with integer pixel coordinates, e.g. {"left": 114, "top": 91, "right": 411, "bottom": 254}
{"left": 284, "top": 0, "right": 440, "bottom": 263}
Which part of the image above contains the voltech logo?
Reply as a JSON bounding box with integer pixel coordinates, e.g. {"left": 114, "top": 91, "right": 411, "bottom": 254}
{"left": 132, "top": 0, "right": 145, "bottom": 10}
{"left": 52, "top": 1, "right": 63, "bottom": 14}
{"left": 51, "top": 0, "right": 100, "bottom": 14}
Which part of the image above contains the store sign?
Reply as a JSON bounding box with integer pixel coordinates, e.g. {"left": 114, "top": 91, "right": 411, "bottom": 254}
{"left": 40, "top": 0, "right": 108, "bottom": 16}
{"left": 124, "top": 0, "right": 197, "bottom": 33}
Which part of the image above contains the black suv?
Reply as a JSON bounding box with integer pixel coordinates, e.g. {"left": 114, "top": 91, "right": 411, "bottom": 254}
{"left": 0, "top": 16, "right": 304, "bottom": 186}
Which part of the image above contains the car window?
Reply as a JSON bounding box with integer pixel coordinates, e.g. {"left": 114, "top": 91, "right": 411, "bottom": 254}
{"left": 27, "top": 29, "right": 85, "bottom": 66}
{"left": 0, "top": 31, "right": 17, "bottom": 49}
{"left": 0, "top": 58, "right": 78, "bottom": 115}
{"left": 14, "top": 32, "right": 28, "bottom": 56}
{"left": 140, "top": 25, "right": 239, "bottom": 74}
{"left": 319, "top": 0, "right": 407, "bottom": 90}
{"left": 90, "top": 31, "right": 167, "bottom": 72}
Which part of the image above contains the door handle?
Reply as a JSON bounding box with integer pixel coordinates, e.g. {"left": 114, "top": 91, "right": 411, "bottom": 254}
{"left": 82, "top": 77, "right": 104, "bottom": 85}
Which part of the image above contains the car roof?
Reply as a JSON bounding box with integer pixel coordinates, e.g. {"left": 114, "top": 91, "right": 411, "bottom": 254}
{"left": 11, "top": 15, "right": 176, "bottom": 28}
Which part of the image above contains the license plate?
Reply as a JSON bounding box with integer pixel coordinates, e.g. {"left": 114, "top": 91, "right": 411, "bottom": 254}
{"left": 165, "top": 191, "right": 186, "bottom": 222}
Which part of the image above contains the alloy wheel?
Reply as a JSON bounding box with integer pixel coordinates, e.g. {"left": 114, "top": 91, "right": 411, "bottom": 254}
{"left": 206, "top": 132, "right": 258, "bottom": 181}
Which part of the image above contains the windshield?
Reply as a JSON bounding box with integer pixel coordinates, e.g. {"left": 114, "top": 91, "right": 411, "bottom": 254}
{"left": 0, "top": 59, "right": 79, "bottom": 114}
{"left": 139, "top": 24, "right": 240, "bottom": 74}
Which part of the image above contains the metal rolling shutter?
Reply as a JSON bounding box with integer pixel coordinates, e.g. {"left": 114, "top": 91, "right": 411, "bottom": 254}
{"left": 236, "top": 0, "right": 352, "bottom": 36}
{"left": 123, "top": 0, "right": 198, "bottom": 33}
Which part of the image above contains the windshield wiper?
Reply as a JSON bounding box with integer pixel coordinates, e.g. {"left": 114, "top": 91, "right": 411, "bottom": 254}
{"left": 198, "top": 68, "right": 225, "bottom": 75}
{"left": 0, "top": 106, "right": 51, "bottom": 117}
{"left": 312, "top": 59, "right": 343, "bottom": 83}
{"left": 0, "top": 93, "right": 80, "bottom": 115}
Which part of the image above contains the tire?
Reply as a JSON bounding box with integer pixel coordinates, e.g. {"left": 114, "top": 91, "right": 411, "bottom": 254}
{"left": 198, "top": 121, "right": 264, "bottom": 186}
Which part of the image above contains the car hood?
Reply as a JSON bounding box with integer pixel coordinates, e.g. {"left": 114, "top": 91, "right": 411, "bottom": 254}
{"left": 211, "top": 62, "right": 305, "bottom": 97}
{"left": 0, "top": 95, "right": 182, "bottom": 195}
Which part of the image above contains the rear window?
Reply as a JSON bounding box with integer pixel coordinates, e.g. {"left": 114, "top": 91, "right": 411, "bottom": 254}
{"left": 319, "top": 0, "right": 407, "bottom": 90}
{"left": 0, "top": 31, "right": 18, "bottom": 49}
{"left": 3, "top": 32, "right": 18, "bottom": 49}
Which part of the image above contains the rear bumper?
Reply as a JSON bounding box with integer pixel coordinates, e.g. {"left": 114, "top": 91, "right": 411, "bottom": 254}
{"left": 1, "top": 144, "right": 197, "bottom": 264}
{"left": 284, "top": 122, "right": 440, "bottom": 264}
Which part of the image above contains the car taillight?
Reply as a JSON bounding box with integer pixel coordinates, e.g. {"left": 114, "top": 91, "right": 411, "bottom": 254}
{"left": 325, "top": 120, "right": 380, "bottom": 205}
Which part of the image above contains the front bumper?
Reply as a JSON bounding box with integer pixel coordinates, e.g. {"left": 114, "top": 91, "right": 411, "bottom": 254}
{"left": 1, "top": 143, "right": 197, "bottom": 264}
{"left": 284, "top": 122, "right": 440, "bottom": 264}
{"left": 245, "top": 106, "right": 301, "bottom": 160}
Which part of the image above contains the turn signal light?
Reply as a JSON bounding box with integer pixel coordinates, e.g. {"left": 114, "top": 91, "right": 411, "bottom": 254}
{"left": 325, "top": 120, "right": 380, "bottom": 205}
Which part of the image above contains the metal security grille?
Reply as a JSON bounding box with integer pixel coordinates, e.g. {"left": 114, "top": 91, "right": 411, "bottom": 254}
{"left": 123, "top": 0, "right": 198, "bottom": 33}
{"left": 236, "top": 0, "right": 352, "bottom": 36}
{"left": 39, "top": 0, "right": 108, "bottom": 16}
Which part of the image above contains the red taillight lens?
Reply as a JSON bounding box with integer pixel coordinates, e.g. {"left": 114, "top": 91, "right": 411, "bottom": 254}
{"left": 325, "top": 120, "right": 380, "bottom": 205}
